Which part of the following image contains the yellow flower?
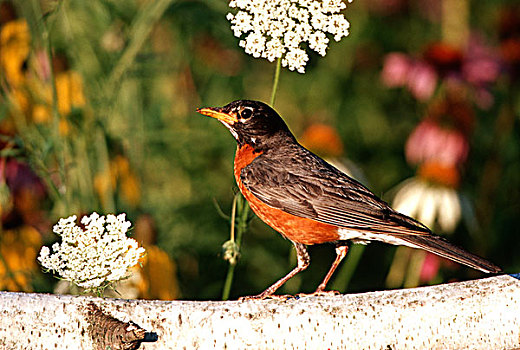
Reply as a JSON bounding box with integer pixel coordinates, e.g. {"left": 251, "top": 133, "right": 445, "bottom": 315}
{"left": 55, "top": 71, "right": 86, "bottom": 115}
{"left": 0, "top": 226, "right": 42, "bottom": 292}
{"left": 32, "top": 104, "right": 52, "bottom": 123}
{"left": 0, "top": 19, "right": 30, "bottom": 86}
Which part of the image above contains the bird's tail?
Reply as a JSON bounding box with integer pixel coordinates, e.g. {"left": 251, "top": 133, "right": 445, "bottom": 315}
{"left": 397, "top": 233, "right": 502, "bottom": 274}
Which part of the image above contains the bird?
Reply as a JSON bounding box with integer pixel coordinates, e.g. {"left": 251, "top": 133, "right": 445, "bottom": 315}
{"left": 197, "top": 99, "right": 502, "bottom": 299}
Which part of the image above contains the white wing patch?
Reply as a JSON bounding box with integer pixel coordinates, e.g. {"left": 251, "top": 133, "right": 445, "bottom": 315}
{"left": 338, "top": 228, "right": 421, "bottom": 248}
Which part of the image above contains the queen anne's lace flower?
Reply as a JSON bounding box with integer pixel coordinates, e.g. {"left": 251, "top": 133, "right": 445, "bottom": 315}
{"left": 38, "top": 212, "right": 145, "bottom": 291}
{"left": 227, "top": 0, "right": 352, "bottom": 73}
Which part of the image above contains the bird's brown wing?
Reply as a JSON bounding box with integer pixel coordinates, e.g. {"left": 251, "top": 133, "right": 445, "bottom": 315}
{"left": 240, "top": 144, "right": 501, "bottom": 273}
{"left": 241, "top": 144, "right": 431, "bottom": 236}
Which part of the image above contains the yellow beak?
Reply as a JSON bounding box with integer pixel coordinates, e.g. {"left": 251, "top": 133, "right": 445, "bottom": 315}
{"left": 197, "top": 107, "right": 238, "bottom": 125}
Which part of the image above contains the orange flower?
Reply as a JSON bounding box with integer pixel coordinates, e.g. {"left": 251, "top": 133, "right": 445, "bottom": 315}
{"left": 138, "top": 245, "right": 180, "bottom": 300}
{"left": 300, "top": 123, "right": 343, "bottom": 158}
{"left": 418, "top": 161, "right": 460, "bottom": 188}
{"left": 130, "top": 214, "right": 180, "bottom": 300}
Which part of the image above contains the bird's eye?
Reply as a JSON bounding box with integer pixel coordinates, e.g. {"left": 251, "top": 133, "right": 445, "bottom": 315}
{"left": 240, "top": 108, "right": 253, "bottom": 120}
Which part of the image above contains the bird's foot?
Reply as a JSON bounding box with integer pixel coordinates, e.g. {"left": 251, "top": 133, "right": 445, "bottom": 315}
{"left": 297, "top": 289, "right": 341, "bottom": 298}
{"left": 238, "top": 293, "right": 295, "bottom": 301}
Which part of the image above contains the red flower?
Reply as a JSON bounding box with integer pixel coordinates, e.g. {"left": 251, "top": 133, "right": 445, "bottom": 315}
{"left": 423, "top": 42, "right": 463, "bottom": 76}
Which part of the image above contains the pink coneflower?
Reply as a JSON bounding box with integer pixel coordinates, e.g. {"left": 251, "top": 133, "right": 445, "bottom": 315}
{"left": 381, "top": 53, "right": 412, "bottom": 87}
{"left": 381, "top": 53, "right": 438, "bottom": 101}
{"left": 405, "top": 119, "right": 469, "bottom": 168}
{"left": 406, "top": 62, "right": 438, "bottom": 101}
{"left": 382, "top": 38, "right": 501, "bottom": 107}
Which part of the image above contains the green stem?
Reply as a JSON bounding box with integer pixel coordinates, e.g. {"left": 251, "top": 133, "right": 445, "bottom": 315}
{"left": 221, "top": 263, "right": 236, "bottom": 301}
{"left": 229, "top": 193, "right": 238, "bottom": 242}
{"left": 269, "top": 58, "right": 282, "bottom": 107}
{"left": 236, "top": 195, "right": 250, "bottom": 249}
{"left": 221, "top": 194, "right": 250, "bottom": 300}
{"left": 221, "top": 194, "right": 239, "bottom": 301}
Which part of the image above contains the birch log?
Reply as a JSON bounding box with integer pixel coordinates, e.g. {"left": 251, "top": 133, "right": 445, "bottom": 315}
{"left": 1, "top": 275, "right": 519, "bottom": 350}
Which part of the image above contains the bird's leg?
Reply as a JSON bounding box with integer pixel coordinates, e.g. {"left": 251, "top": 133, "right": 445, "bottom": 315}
{"left": 240, "top": 242, "right": 309, "bottom": 300}
{"left": 313, "top": 244, "right": 349, "bottom": 295}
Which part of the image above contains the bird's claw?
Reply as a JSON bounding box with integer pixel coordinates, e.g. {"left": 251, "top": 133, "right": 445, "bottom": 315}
{"left": 238, "top": 294, "right": 295, "bottom": 301}
{"left": 296, "top": 290, "right": 341, "bottom": 298}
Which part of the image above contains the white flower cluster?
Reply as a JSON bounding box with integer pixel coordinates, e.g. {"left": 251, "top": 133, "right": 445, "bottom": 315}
{"left": 38, "top": 212, "right": 145, "bottom": 291}
{"left": 227, "top": 0, "right": 352, "bottom": 73}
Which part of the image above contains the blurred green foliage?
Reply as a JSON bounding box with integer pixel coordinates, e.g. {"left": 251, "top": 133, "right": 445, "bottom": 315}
{"left": 0, "top": 0, "right": 518, "bottom": 300}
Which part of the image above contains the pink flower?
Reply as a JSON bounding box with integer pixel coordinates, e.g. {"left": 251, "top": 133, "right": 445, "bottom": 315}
{"left": 381, "top": 53, "right": 411, "bottom": 87}
{"left": 462, "top": 58, "right": 500, "bottom": 85}
{"left": 407, "top": 62, "right": 437, "bottom": 101}
{"left": 462, "top": 37, "right": 501, "bottom": 85}
{"left": 420, "top": 252, "right": 441, "bottom": 283}
{"left": 382, "top": 38, "right": 501, "bottom": 107}
{"left": 405, "top": 119, "right": 469, "bottom": 167}
{"left": 381, "top": 53, "right": 437, "bottom": 101}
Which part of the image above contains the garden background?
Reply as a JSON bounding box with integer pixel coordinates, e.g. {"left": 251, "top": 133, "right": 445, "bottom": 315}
{"left": 0, "top": 0, "right": 518, "bottom": 301}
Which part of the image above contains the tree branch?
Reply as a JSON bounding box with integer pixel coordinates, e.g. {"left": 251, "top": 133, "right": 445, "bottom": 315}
{"left": 0, "top": 275, "right": 519, "bottom": 349}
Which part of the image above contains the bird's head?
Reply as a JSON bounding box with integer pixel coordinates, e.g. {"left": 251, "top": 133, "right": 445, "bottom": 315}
{"left": 197, "top": 100, "right": 294, "bottom": 149}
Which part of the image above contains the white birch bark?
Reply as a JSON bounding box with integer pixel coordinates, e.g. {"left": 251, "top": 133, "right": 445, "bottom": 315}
{"left": 0, "top": 275, "right": 519, "bottom": 350}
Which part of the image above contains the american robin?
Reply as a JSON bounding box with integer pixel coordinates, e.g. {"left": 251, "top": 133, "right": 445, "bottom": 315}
{"left": 197, "top": 100, "right": 501, "bottom": 299}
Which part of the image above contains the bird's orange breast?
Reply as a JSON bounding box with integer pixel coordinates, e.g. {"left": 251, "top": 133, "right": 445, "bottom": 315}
{"left": 234, "top": 144, "right": 340, "bottom": 245}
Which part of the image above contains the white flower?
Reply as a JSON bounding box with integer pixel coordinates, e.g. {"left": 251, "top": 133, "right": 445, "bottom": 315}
{"left": 393, "top": 178, "right": 461, "bottom": 233}
{"left": 326, "top": 14, "right": 350, "bottom": 41}
{"left": 283, "top": 47, "right": 309, "bottom": 73}
{"left": 263, "top": 38, "right": 286, "bottom": 62}
{"left": 308, "top": 31, "right": 329, "bottom": 56}
{"left": 227, "top": 0, "right": 353, "bottom": 73}
{"left": 241, "top": 31, "right": 266, "bottom": 58}
{"left": 38, "top": 212, "right": 145, "bottom": 291}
